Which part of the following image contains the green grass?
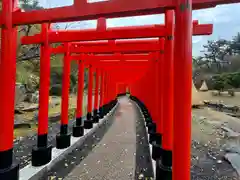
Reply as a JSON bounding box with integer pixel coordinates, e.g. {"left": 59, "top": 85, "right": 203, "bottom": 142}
{"left": 14, "top": 124, "right": 38, "bottom": 138}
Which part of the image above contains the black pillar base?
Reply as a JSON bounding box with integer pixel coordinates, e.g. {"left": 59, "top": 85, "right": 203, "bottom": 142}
{"left": 93, "top": 114, "right": 99, "bottom": 123}
{"left": 93, "top": 109, "right": 98, "bottom": 115}
{"left": 0, "top": 149, "right": 14, "bottom": 169}
{"left": 152, "top": 133, "right": 162, "bottom": 160}
{"left": 32, "top": 145, "right": 52, "bottom": 166}
{"left": 152, "top": 142, "right": 162, "bottom": 161}
{"left": 99, "top": 108, "right": 104, "bottom": 119}
{"left": 156, "top": 160, "right": 172, "bottom": 180}
{"left": 145, "top": 117, "right": 152, "bottom": 123}
{"left": 85, "top": 112, "right": 93, "bottom": 129}
{"left": 142, "top": 110, "right": 148, "bottom": 114}
{"left": 117, "top": 93, "right": 126, "bottom": 97}
{"left": 72, "top": 125, "right": 84, "bottom": 137}
{"left": 143, "top": 113, "right": 149, "bottom": 119}
{"left": 147, "top": 122, "right": 156, "bottom": 133}
{"left": 156, "top": 149, "right": 172, "bottom": 180}
{"left": 56, "top": 133, "right": 71, "bottom": 149}
{"left": 84, "top": 120, "right": 93, "bottom": 129}
{"left": 0, "top": 162, "right": 19, "bottom": 180}
{"left": 86, "top": 112, "right": 92, "bottom": 120}
{"left": 146, "top": 121, "right": 152, "bottom": 127}
{"left": 75, "top": 117, "right": 83, "bottom": 127}
{"left": 104, "top": 104, "right": 109, "bottom": 115}
{"left": 98, "top": 107, "right": 102, "bottom": 118}
{"left": 146, "top": 121, "right": 154, "bottom": 128}
{"left": 149, "top": 131, "right": 157, "bottom": 144}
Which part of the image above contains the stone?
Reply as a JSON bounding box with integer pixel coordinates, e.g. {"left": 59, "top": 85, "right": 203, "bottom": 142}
{"left": 225, "top": 153, "right": 240, "bottom": 176}
{"left": 221, "top": 126, "right": 240, "bottom": 138}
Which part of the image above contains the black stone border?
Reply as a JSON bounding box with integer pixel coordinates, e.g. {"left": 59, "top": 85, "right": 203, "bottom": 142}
{"left": 134, "top": 102, "right": 154, "bottom": 179}
{"left": 38, "top": 106, "right": 118, "bottom": 180}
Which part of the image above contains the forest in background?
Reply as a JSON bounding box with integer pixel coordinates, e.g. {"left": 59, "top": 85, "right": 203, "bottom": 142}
{"left": 193, "top": 33, "right": 240, "bottom": 91}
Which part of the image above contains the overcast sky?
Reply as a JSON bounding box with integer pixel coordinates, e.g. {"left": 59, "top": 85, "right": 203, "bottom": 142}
{"left": 38, "top": 0, "right": 240, "bottom": 57}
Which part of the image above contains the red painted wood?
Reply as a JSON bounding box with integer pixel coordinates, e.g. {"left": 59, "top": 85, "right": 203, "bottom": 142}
{"left": 0, "top": 0, "right": 16, "bottom": 152}
{"left": 6, "top": 0, "right": 237, "bottom": 25}
{"left": 21, "top": 25, "right": 166, "bottom": 44}
{"left": 87, "top": 65, "right": 94, "bottom": 113}
{"left": 76, "top": 60, "right": 85, "bottom": 118}
{"left": 94, "top": 69, "right": 100, "bottom": 111}
{"left": 162, "top": 10, "right": 174, "bottom": 151}
{"left": 60, "top": 43, "right": 71, "bottom": 126}
{"left": 173, "top": 0, "right": 193, "bottom": 179}
{"left": 100, "top": 71, "right": 105, "bottom": 108}
{"left": 21, "top": 23, "right": 213, "bottom": 45}
{"left": 75, "top": 54, "right": 151, "bottom": 61}
{"left": 38, "top": 24, "right": 51, "bottom": 136}
{"left": 51, "top": 41, "right": 161, "bottom": 54}
{"left": 156, "top": 40, "right": 164, "bottom": 134}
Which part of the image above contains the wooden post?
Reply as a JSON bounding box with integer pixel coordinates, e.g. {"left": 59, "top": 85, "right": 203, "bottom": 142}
{"left": 84, "top": 65, "right": 94, "bottom": 129}
{"left": 32, "top": 23, "right": 52, "bottom": 167}
{"left": 173, "top": 1, "right": 192, "bottom": 180}
{"left": 56, "top": 43, "right": 71, "bottom": 149}
{"left": 156, "top": 10, "right": 174, "bottom": 179}
{"left": 0, "top": 0, "right": 19, "bottom": 178}
{"left": 73, "top": 59, "right": 85, "bottom": 137}
{"left": 93, "top": 68, "right": 100, "bottom": 123}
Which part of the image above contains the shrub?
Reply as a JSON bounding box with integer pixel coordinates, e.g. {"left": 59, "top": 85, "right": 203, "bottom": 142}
{"left": 50, "top": 84, "right": 62, "bottom": 96}
{"left": 211, "top": 72, "right": 240, "bottom": 90}
{"left": 230, "top": 72, "right": 240, "bottom": 88}
{"left": 213, "top": 80, "right": 225, "bottom": 91}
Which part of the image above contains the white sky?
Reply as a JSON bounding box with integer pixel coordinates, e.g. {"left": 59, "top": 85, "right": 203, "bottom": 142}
{"left": 37, "top": 0, "right": 240, "bottom": 56}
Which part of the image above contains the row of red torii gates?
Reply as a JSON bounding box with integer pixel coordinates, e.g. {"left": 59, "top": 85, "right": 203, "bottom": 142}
{"left": 0, "top": 0, "right": 239, "bottom": 180}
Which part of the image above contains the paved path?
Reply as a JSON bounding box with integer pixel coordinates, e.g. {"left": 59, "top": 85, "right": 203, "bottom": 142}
{"left": 65, "top": 97, "right": 137, "bottom": 180}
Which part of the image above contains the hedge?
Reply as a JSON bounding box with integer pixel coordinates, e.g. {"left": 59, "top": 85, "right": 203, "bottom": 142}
{"left": 211, "top": 72, "right": 240, "bottom": 90}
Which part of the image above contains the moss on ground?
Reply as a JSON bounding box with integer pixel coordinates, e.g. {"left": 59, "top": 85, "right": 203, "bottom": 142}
{"left": 14, "top": 97, "right": 87, "bottom": 138}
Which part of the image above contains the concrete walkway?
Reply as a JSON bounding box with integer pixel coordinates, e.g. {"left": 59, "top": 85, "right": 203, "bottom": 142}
{"left": 65, "top": 97, "right": 137, "bottom": 180}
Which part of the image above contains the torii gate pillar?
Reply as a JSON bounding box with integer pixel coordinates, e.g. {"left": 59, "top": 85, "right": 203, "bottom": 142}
{"left": 156, "top": 10, "right": 174, "bottom": 180}
{"left": 73, "top": 59, "right": 85, "bottom": 137}
{"left": 93, "top": 69, "right": 100, "bottom": 123}
{"left": 84, "top": 65, "right": 94, "bottom": 129}
{"left": 0, "top": 0, "right": 19, "bottom": 179}
{"left": 172, "top": 1, "right": 193, "bottom": 180}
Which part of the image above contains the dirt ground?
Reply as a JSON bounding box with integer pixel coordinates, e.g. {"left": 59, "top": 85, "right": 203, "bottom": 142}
{"left": 191, "top": 91, "right": 240, "bottom": 179}
{"left": 14, "top": 90, "right": 240, "bottom": 179}
{"left": 200, "top": 91, "right": 240, "bottom": 106}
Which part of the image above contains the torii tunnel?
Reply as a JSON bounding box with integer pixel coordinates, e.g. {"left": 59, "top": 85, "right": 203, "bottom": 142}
{"left": 0, "top": 0, "right": 239, "bottom": 180}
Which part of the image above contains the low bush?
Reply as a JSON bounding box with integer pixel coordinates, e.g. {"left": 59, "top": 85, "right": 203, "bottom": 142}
{"left": 211, "top": 72, "right": 240, "bottom": 90}
{"left": 50, "top": 84, "right": 62, "bottom": 96}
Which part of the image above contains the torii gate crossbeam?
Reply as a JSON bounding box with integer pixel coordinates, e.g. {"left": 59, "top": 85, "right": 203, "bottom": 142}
{"left": 0, "top": 0, "right": 238, "bottom": 25}
{"left": 21, "top": 23, "right": 213, "bottom": 45}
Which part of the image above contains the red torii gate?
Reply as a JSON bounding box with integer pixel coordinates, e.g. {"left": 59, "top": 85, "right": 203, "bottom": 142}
{"left": 51, "top": 45, "right": 165, "bottom": 177}
{"left": 21, "top": 21, "right": 212, "bottom": 44}
{"left": 56, "top": 48, "right": 156, "bottom": 146}
{"left": 82, "top": 59, "right": 153, "bottom": 84}
{"left": 21, "top": 14, "right": 212, "bottom": 180}
{"left": 0, "top": 0, "right": 238, "bottom": 180}
{"left": 89, "top": 60, "right": 154, "bottom": 104}
{"left": 1, "top": 0, "right": 237, "bottom": 25}
{"left": 40, "top": 17, "right": 214, "bottom": 179}
{"left": 52, "top": 40, "right": 162, "bottom": 54}
{"left": 82, "top": 58, "right": 154, "bottom": 128}
{"left": 49, "top": 38, "right": 159, "bottom": 145}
